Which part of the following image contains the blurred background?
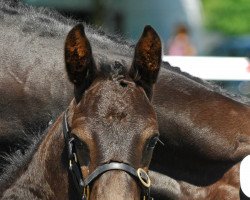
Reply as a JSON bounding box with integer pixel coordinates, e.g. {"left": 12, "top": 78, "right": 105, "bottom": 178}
{"left": 22, "top": 0, "right": 250, "bottom": 56}
{"left": 22, "top": 0, "right": 250, "bottom": 96}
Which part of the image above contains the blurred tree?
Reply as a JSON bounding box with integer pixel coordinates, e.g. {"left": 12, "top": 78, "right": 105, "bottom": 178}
{"left": 202, "top": 0, "right": 250, "bottom": 35}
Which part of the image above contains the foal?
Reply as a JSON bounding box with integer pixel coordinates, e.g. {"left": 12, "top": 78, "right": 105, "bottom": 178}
{"left": 0, "top": 24, "right": 162, "bottom": 200}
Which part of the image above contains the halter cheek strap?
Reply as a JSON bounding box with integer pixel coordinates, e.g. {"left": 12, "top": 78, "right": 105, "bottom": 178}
{"left": 63, "top": 111, "right": 153, "bottom": 200}
{"left": 63, "top": 112, "right": 84, "bottom": 195}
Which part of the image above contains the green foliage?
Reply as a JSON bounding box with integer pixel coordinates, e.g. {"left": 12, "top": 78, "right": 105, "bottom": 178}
{"left": 202, "top": 0, "right": 250, "bottom": 35}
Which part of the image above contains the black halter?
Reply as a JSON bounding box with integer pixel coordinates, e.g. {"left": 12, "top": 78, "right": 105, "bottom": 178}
{"left": 62, "top": 111, "right": 153, "bottom": 200}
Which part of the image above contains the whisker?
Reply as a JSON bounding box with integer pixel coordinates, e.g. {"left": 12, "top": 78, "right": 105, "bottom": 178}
{"left": 157, "top": 138, "right": 165, "bottom": 146}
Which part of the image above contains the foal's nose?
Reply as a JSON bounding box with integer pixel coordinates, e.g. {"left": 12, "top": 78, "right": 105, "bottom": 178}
{"left": 90, "top": 170, "right": 140, "bottom": 200}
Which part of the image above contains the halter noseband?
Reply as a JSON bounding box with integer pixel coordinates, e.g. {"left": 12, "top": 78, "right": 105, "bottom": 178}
{"left": 63, "top": 111, "right": 153, "bottom": 200}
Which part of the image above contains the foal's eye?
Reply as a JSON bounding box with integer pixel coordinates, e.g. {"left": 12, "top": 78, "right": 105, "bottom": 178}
{"left": 74, "top": 139, "right": 85, "bottom": 149}
{"left": 147, "top": 136, "right": 159, "bottom": 149}
{"left": 72, "top": 135, "right": 90, "bottom": 166}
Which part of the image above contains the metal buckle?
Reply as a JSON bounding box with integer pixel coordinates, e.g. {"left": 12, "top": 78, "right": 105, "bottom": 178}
{"left": 69, "top": 160, "right": 73, "bottom": 168}
{"left": 137, "top": 168, "right": 151, "bottom": 188}
{"left": 143, "top": 196, "right": 154, "bottom": 200}
{"left": 73, "top": 152, "right": 78, "bottom": 162}
{"left": 82, "top": 186, "right": 90, "bottom": 200}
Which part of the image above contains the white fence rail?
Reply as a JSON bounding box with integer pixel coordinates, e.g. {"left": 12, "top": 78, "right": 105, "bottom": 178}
{"left": 163, "top": 56, "right": 250, "bottom": 81}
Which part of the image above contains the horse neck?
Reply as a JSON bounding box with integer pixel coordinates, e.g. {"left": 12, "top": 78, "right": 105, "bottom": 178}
{"left": 0, "top": 114, "right": 69, "bottom": 199}
{"left": 155, "top": 69, "right": 250, "bottom": 161}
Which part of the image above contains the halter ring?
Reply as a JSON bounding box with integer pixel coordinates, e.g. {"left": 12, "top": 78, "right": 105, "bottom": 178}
{"left": 137, "top": 168, "right": 151, "bottom": 188}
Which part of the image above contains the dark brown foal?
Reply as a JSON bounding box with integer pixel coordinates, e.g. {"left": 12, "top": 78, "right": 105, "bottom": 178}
{"left": 0, "top": 24, "right": 162, "bottom": 200}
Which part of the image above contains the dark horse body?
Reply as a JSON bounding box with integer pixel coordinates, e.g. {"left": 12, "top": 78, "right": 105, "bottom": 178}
{"left": 1, "top": 1, "right": 250, "bottom": 199}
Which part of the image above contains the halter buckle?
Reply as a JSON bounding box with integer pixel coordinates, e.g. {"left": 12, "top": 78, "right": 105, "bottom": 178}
{"left": 82, "top": 186, "right": 90, "bottom": 200}
{"left": 137, "top": 168, "right": 151, "bottom": 188}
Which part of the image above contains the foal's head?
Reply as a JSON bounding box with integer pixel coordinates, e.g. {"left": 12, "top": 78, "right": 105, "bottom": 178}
{"left": 64, "top": 24, "right": 162, "bottom": 199}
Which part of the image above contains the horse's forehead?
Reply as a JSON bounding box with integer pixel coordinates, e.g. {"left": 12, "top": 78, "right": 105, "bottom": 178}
{"left": 76, "top": 78, "right": 156, "bottom": 125}
{"left": 72, "top": 79, "right": 157, "bottom": 164}
{"left": 84, "top": 79, "right": 146, "bottom": 109}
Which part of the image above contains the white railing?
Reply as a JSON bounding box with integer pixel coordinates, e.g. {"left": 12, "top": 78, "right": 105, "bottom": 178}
{"left": 163, "top": 56, "right": 250, "bottom": 81}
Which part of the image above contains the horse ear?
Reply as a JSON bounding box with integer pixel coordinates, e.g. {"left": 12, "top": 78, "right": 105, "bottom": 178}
{"left": 65, "top": 24, "right": 96, "bottom": 101}
{"left": 130, "top": 25, "right": 162, "bottom": 99}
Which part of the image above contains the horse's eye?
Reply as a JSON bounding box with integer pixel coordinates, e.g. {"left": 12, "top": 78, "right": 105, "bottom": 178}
{"left": 72, "top": 135, "right": 90, "bottom": 166}
{"left": 74, "top": 139, "right": 84, "bottom": 149}
{"left": 147, "top": 136, "right": 159, "bottom": 149}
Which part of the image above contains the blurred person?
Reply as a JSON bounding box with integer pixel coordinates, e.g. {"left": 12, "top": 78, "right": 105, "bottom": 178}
{"left": 166, "top": 24, "right": 196, "bottom": 56}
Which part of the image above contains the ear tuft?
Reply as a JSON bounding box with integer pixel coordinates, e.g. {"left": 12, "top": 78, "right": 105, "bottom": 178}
{"left": 65, "top": 24, "right": 96, "bottom": 102}
{"left": 130, "top": 25, "right": 162, "bottom": 98}
{"left": 65, "top": 23, "right": 95, "bottom": 86}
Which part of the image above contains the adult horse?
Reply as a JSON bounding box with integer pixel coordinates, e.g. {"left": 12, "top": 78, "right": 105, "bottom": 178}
{"left": 1, "top": 1, "right": 250, "bottom": 199}
{"left": 0, "top": 24, "right": 162, "bottom": 199}
{"left": 149, "top": 67, "right": 250, "bottom": 199}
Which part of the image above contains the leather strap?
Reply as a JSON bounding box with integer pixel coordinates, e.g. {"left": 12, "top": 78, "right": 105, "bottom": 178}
{"left": 63, "top": 111, "right": 84, "bottom": 195}
{"left": 63, "top": 109, "right": 70, "bottom": 141}
{"left": 84, "top": 162, "right": 148, "bottom": 186}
